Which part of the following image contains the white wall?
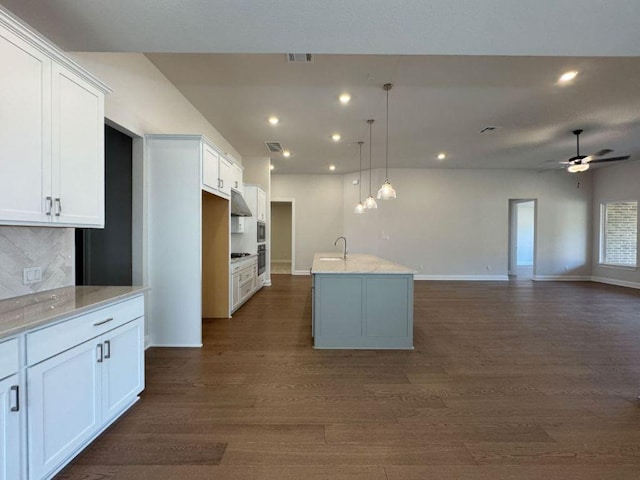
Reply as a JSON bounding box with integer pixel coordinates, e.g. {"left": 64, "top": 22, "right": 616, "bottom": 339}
{"left": 273, "top": 167, "right": 592, "bottom": 278}
{"left": 69, "top": 53, "right": 241, "bottom": 160}
{"left": 592, "top": 161, "right": 640, "bottom": 288}
{"left": 271, "top": 202, "right": 292, "bottom": 262}
{"left": 271, "top": 175, "right": 344, "bottom": 273}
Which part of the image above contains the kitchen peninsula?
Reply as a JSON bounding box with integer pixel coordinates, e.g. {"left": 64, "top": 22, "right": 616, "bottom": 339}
{"left": 311, "top": 253, "right": 414, "bottom": 349}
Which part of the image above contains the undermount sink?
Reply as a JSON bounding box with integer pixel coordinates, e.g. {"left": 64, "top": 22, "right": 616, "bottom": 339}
{"left": 319, "top": 256, "right": 344, "bottom": 261}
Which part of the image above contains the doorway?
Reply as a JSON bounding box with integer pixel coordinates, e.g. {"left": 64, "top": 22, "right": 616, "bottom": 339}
{"left": 508, "top": 199, "right": 536, "bottom": 278}
{"left": 270, "top": 200, "right": 295, "bottom": 274}
{"left": 76, "top": 124, "right": 133, "bottom": 285}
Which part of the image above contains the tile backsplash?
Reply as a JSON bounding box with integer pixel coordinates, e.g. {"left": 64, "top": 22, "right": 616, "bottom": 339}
{"left": 0, "top": 226, "right": 74, "bottom": 300}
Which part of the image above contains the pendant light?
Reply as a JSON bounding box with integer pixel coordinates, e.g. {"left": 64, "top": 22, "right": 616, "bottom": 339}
{"left": 354, "top": 141, "right": 365, "bottom": 214}
{"left": 364, "top": 119, "right": 378, "bottom": 209}
{"left": 377, "top": 83, "right": 397, "bottom": 199}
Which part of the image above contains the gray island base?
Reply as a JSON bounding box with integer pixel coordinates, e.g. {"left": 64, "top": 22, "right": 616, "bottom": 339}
{"left": 311, "top": 253, "right": 415, "bottom": 349}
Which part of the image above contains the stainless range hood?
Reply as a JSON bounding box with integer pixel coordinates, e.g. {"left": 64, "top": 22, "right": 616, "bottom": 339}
{"left": 230, "top": 190, "right": 253, "bottom": 217}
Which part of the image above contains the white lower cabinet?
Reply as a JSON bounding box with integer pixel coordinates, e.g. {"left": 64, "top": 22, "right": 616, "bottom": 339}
{"left": 0, "top": 374, "right": 22, "bottom": 480}
{"left": 231, "top": 258, "right": 259, "bottom": 313}
{"left": 27, "top": 340, "right": 101, "bottom": 480}
{"left": 26, "top": 309, "right": 144, "bottom": 480}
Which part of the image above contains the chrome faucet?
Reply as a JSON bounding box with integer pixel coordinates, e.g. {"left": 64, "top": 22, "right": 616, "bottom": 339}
{"left": 334, "top": 236, "right": 347, "bottom": 259}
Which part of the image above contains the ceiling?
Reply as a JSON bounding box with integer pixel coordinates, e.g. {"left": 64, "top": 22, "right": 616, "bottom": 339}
{"left": 2, "top": 0, "right": 640, "bottom": 175}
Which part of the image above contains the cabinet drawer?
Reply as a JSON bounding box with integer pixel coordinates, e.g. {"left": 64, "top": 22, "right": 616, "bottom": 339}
{"left": 240, "top": 281, "right": 254, "bottom": 300}
{"left": 27, "top": 296, "right": 144, "bottom": 366}
{"left": 239, "top": 268, "right": 254, "bottom": 284}
{"left": 0, "top": 338, "right": 19, "bottom": 380}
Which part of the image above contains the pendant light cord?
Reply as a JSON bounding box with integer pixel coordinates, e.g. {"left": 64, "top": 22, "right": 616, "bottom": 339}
{"left": 368, "top": 120, "right": 374, "bottom": 195}
{"left": 358, "top": 142, "right": 363, "bottom": 199}
{"left": 385, "top": 86, "right": 389, "bottom": 179}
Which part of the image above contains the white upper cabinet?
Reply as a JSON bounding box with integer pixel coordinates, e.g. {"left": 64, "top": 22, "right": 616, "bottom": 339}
{"left": 201, "top": 140, "right": 240, "bottom": 199}
{"left": 257, "top": 187, "right": 267, "bottom": 222}
{"left": 0, "top": 9, "right": 110, "bottom": 228}
{"left": 218, "top": 154, "right": 232, "bottom": 197}
{"left": 202, "top": 143, "right": 220, "bottom": 193}
{"left": 0, "top": 23, "right": 51, "bottom": 224}
{"left": 231, "top": 163, "right": 243, "bottom": 193}
{"left": 52, "top": 64, "right": 105, "bottom": 226}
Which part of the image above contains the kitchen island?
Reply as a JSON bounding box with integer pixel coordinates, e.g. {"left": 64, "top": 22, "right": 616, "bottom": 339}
{"left": 311, "top": 253, "right": 414, "bottom": 349}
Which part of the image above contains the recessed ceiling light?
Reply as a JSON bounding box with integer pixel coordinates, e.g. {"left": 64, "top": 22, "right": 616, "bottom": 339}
{"left": 282, "top": 150, "right": 291, "bottom": 158}
{"left": 437, "top": 152, "right": 446, "bottom": 160}
{"left": 339, "top": 93, "right": 351, "bottom": 104}
{"left": 268, "top": 116, "right": 279, "bottom": 125}
{"left": 331, "top": 133, "right": 341, "bottom": 142}
{"left": 329, "top": 165, "right": 336, "bottom": 171}
{"left": 559, "top": 70, "right": 578, "bottom": 83}
{"left": 270, "top": 164, "right": 275, "bottom": 171}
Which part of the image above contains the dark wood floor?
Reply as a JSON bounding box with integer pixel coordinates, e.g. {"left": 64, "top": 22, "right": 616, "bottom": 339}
{"left": 57, "top": 276, "right": 640, "bottom": 479}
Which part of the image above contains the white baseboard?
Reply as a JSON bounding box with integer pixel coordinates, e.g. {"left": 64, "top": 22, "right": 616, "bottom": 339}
{"left": 147, "top": 343, "right": 203, "bottom": 348}
{"left": 293, "top": 270, "right": 311, "bottom": 276}
{"left": 414, "top": 275, "right": 509, "bottom": 281}
{"left": 533, "top": 275, "right": 592, "bottom": 281}
{"left": 591, "top": 276, "right": 640, "bottom": 289}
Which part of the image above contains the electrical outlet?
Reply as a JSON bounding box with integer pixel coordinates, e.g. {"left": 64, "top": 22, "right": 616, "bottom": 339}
{"left": 23, "top": 267, "right": 42, "bottom": 285}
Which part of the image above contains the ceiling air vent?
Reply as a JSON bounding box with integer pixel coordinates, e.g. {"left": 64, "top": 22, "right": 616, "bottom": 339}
{"left": 287, "top": 53, "right": 313, "bottom": 63}
{"left": 265, "top": 141, "right": 284, "bottom": 153}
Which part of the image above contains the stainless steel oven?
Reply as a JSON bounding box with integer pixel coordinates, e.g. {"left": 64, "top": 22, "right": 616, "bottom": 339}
{"left": 257, "top": 244, "right": 266, "bottom": 276}
{"left": 257, "top": 221, "right": 266, "bottom": 243}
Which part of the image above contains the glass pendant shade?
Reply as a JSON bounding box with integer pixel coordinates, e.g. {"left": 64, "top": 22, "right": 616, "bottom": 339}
{"left": 567, "top": 163, "right": 589, "bottom": 173}
{"left": 364, "top": 195, "right": 377, "bottom": 209}
{"left": 355, "top": 201, "right": 365, "bottom": 213}
{"left": 377, "top": 179, "right": 397, "bottom": 199}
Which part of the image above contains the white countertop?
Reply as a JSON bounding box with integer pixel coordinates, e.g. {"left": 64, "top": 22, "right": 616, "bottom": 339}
{"left": 311, "top": 253, "right": 415, "bottom": 275}
{"left": 0, "top": 285, "right": 148, "bottom": 338}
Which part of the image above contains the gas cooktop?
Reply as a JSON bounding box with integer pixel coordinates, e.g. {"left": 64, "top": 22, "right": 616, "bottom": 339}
{"left": 230, "top": 252, "right": 252, "bottom": 258}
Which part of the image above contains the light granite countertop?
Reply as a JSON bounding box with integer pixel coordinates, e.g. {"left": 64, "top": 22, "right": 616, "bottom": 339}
{"left": 311, "top": 253, "right": 415, "bottom": 275}
{"left": 0, "top": 285, "right": 148, "bottom": 339}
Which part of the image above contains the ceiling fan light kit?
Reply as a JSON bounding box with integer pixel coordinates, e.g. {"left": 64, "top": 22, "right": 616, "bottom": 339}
{"left": 377, "top": 83, "right": 397, "bottom": 200}
{"left": 562, "top": 129, "right": 631, "bottom": 174}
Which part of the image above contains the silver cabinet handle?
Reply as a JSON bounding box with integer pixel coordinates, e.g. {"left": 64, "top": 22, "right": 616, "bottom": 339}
{"left": 54, "top": 197, "right": 62, "bottom": 216}
{"left": 104, "top": 340, "right": 111, "bottom": 359}
{"left": 97, "top": 343, "right": 103, "bottom": 363}
{"left": 45, "top": 196, "right": 52, "bottom": 216}
{"left": 10, "top": 385, "right": 19, "bottom": 412}
{"left": 93, "top": 317, "right": 114, "bottom": 326}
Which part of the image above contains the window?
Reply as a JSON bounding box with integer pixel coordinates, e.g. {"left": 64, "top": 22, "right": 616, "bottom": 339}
{"left": 600, "top": 201, "right": 638, "bottom": 267}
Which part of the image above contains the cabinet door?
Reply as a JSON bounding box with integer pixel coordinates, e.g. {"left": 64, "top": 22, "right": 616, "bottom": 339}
{"left": 202, "top": 144, "right": 219, "bottom": 192}
{"left": 0, "top": 27, "right": 52, "bottom": 224}
{"left": 0, "top": 375, "right": 21, "bottom": 480}
{"left": 27, "top": 340, "right": 101, "bottom": 480}
{"left": 51, "top": 64, "right": 105, "bottom": 227}
{"left": 101, "top": 318, "right": 144, "bottom": 421}
{"left": 218, "top": 155, "right": 232, "bottom": 197}
{"left": 232, "top": 273, "right": 240, "bottom": 309}
{"left": 257, "top": 189, "right": 266, "bottom": 221}
{"left": 231, "top": 164, "right": 243, "bottom": 192}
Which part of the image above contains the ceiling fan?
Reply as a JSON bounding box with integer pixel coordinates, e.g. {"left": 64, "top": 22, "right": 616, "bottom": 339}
{"left": 559, "top": 129, "right": 630, "bottom": 173}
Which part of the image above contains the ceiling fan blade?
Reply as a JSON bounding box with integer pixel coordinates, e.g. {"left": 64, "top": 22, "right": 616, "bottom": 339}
{"left": 593, "top": 149, "right": 613, "bottom": 157}
{"left": 589, "top": 155, "right": 631, "bottom": 164}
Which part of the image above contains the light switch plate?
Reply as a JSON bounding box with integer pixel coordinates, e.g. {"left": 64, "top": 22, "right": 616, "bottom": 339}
{"left": 23, "top": 267, "right": 42, "bottom": 285}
